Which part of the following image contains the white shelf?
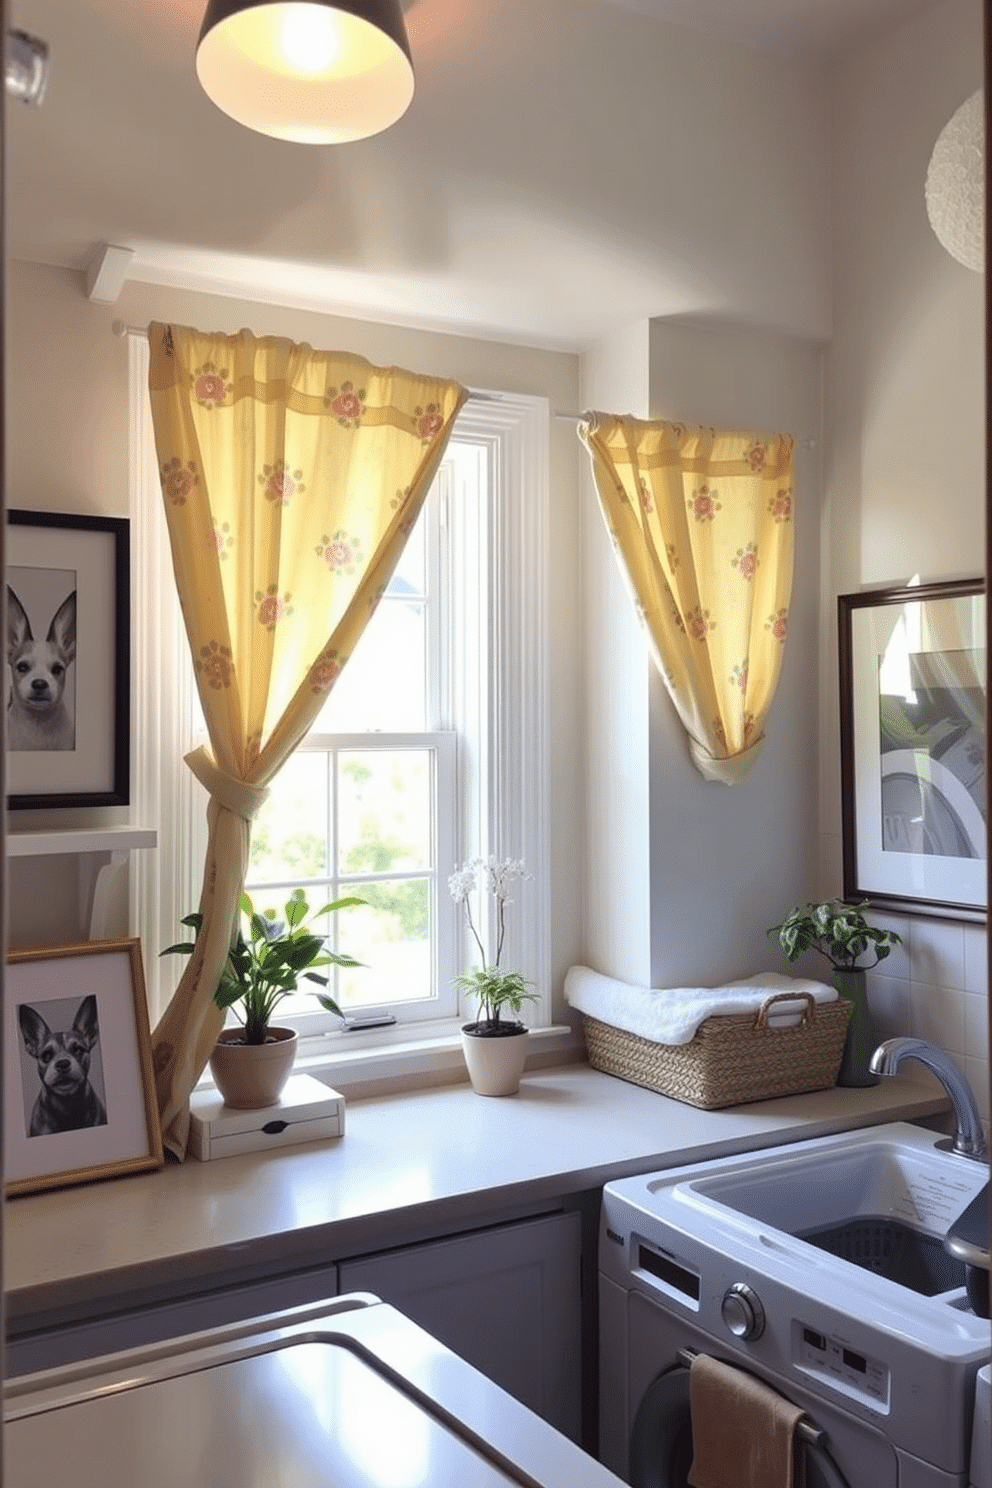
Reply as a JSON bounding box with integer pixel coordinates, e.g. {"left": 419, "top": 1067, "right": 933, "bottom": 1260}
{"left": 7, "top": 826, "right": 157, "bottom": 858}
{"left": 6, "top": 827, "right": 158, "bottom": 939}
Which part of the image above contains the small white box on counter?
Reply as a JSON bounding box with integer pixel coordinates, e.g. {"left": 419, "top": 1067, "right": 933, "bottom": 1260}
{"left": 189, "top": 1073, "right": 345, "bottom": 1161}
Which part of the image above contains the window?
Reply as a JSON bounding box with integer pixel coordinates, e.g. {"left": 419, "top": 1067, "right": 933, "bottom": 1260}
{"left": 241, "top": 458, "right": 459, "bottom": 1029}
{"left": 130, "top": 336, "right": 550, "bottom": 1056}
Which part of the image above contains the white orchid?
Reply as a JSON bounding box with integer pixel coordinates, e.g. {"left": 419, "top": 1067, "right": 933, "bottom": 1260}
{"left": 448, "top": 856, "right": 535, "bottom": 1030}
{"left": 447, "top": 862, "right": 479, "bottom": 906}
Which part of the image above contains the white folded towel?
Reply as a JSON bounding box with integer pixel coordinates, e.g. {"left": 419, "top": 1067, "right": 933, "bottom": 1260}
{"left": 564, "top": 965, "right": 838, "bottom": 1047}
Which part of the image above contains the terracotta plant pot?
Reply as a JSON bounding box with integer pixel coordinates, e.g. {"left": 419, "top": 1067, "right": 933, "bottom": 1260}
{"left": 460, "top": 1022, "right": 529, "bottom": 1096}
{"left": 208, "top": 1026, "right": 298, "bottom": 1109}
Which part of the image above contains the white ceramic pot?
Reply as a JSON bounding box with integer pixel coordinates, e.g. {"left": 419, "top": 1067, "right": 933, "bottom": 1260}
{"left": 460, "top": 1023, "right": 529, "bottom": 1096}
{"left": 208, "top": 1026, "right": 298, "bottom": 1109}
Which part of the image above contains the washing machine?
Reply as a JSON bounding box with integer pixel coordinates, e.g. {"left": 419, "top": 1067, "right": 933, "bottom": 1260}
{"left": 971, "top": 1366, "right": 991, "bottom": 1488}
{"left": 598, "top": 1123, "right": 992, "bottom": 1488}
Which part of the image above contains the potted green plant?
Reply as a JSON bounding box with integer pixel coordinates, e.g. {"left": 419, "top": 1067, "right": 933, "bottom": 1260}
{"left": 767, "top": 898, "right": 902, "bottom": 1087}
{"left": 163, "top": 886, "right": 364, "bottom": 1108}
{"left": 449, "top": 857, "right": 537, "bottom": 1096}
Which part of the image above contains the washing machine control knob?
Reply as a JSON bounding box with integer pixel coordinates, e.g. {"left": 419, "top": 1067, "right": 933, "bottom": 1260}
{"left": 721, "top": 1283, "right": 765, "bottom": 1340}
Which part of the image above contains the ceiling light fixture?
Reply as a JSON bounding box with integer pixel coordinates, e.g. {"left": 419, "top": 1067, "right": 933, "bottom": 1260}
{"left": 924, "top": 89, "right": 984, "bottom": 274}
{"left": 196, "top": 0, "right": 415, "bottom": 145}
{"left": 5, "top": 29, "right": 50, "bottom": 107}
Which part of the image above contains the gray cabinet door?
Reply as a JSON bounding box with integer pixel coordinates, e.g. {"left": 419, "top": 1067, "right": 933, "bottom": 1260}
{"left": 339, "top": 1209, "right": 582, "bottom": 1441}
{"left": 7, "top": 1264, "right": 340, "bottom": 1376}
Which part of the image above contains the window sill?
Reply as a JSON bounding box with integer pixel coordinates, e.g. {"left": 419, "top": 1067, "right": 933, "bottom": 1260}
{"left": 194, "top": 1021, "right": 584, "bottom": 1102}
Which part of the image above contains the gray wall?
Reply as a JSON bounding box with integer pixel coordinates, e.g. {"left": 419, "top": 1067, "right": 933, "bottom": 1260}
{"left": 579, "top": 320, "right": 824, "bottom": 990}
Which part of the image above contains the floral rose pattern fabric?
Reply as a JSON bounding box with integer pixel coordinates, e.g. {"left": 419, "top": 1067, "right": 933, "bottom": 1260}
{"left": 196, "top": 639, "right": 234, "bottom": 690}
{"left": 414, "top": 404, "right": 445, "bottom": 442}
{"left": 732, "top": 544, "right": 758, "bottom": 579}
{"left": 308, "top": 647, "right": 345, "bottom": 694}
{"left": 161, "top": 457, "right": 198, "bottom": 506}
{"left": 325, "top": 380, "right": 365, "bottom": 428}
{"left": 146, "top": 321, "right": 467, "bottom": 1159}
{"left": 256, "top": 587, "right": 293, "bottom": 630}
{"left": 316, "top": 530, "right": 363, "bottom": 575}
{"left": 579, "top": 414, "right": 795, "bottom": 784}
{"left": 259, "top": 461, "right": 305, "bottom": 505}
{"left": 192, "top": 361, "right": 232, "bottom": 409}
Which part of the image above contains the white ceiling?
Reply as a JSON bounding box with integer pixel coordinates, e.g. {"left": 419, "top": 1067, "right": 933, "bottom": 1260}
{"left": 5, "top": 0, "right": 949, "bottom": 350}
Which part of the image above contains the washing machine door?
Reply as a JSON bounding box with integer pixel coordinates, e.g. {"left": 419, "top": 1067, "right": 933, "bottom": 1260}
{"left": 629, "top": 1365, "right": 850, "bottom": 1488}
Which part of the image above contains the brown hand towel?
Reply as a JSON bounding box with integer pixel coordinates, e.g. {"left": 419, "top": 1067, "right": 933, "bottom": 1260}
{"left": 687, "top": 1353, "right": 805, "bottom": 1488}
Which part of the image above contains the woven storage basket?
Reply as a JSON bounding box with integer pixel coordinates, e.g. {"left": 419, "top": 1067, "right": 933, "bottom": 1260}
{"left": 581, "top": 990, "right": 851, "bottom": 1109}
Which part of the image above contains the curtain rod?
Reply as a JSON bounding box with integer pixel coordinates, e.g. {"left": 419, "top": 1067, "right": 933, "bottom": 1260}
{"left": 109, "top": 322, "right": 814, "bottom": 443}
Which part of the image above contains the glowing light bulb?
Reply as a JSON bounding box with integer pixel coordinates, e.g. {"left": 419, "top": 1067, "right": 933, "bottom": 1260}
{"left": 278, "top": 4, "right": 342, "bottom": 76}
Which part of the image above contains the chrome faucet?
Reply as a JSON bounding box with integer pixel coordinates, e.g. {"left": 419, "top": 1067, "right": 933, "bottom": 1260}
{"left": 869, "top": 1038, "right": 988, "bottom": 1162}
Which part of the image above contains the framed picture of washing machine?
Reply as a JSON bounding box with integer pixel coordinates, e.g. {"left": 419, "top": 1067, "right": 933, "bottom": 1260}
{"left": 838, "top": 577, "right": 986, "bottom": 922}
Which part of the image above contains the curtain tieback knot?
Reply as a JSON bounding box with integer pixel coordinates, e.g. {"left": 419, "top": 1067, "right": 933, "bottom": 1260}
{"left": 690, "top": 734, "right": 765, "bottom": 786}
{"left": 184, "top": 746, "right": 269, "bottom": 821}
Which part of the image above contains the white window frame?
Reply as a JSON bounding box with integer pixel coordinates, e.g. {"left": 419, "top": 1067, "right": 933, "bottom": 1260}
{"left": 247, "top": 729, "right": 458, "bottom": 1029}
{"left": 129, "top": 335, "right": 550, "bottom": 1073}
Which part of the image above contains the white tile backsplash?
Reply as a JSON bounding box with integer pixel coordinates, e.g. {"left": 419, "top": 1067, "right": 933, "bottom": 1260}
{"left": 864, "top": 971, "right": 913, "bottom": 1043}
{"left": 908, "top": 918, "right": 966, "bottom": 991}
{"left": 864, "top": 912, "right": 987, "bottom": 1116}
{"left": 912, "top": 981, "right": 967, "bottom": 1058}
{"left": 868, "top": 909, "right": 912, "bottom": 982}
{"left": 963, "top": 924, "right": 988, "bottom": 996}
{"left": 964, "top": 1055, "right": 991, "bottom": 1123}
{"left": 817, "top": 833, "right": 987, "bottom": 1118}
{"left": 965, "top": 990, "right": 989, "bottom": 1055}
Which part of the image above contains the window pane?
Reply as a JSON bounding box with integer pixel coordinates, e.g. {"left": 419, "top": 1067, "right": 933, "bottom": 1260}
{"left": 338, "top": 878, "right": 432, "bottom": 1008}
{"left": 339, "top": 750, "right": 432, "bottom": 873}
{"left": 389, "top": 510, "right": 426, "bottom": 594}
{"left": 317, "top": 597, "right": 426, "bottom": 731}
{"left": 249, "top": 754, "right": 328, "bottom": 883}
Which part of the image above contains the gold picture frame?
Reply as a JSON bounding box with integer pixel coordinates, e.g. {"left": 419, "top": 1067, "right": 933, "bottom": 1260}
{"left": 4, "top": 939, "right": 163, "bottom": 1197}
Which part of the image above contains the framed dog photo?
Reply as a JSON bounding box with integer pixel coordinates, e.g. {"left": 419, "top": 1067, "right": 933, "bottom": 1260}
{"left": 6, "top": 509, "right": 130, "bottom": 809}
{"left": 839, "top": 578, "right": 986, "bottom": 921}
{"left": 4, "top": 940, "right": 164, "bottom": 1197}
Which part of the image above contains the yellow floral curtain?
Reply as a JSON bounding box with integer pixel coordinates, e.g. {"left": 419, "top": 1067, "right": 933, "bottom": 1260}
{"left": 579, "top": 414, "right": 795, "bottom": 784}
{"left": 147, "top": 322, "right": 467, "bottom": 1158}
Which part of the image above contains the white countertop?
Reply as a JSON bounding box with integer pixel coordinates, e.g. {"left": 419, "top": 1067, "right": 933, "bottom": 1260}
{"left": 4, "top": 1064, "right": 949, "bottom": 1326}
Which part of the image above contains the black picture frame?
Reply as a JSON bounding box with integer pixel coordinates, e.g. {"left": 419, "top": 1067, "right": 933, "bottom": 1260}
{"left": 839, "top": 578, "right": 986, "bottom": 922}
{"left": 6, "top": 509, "right": 130, "bottom": 809}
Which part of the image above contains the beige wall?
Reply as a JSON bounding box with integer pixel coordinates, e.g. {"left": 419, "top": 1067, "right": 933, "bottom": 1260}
{"left": 822, "top": 0, "right": 987, "bottom": 1114}
{"left": 5, "top": 262, "right": 587, "bottom": 1018}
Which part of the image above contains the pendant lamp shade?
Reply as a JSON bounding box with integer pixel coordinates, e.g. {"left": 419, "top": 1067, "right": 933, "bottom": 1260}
{"left": 925, "top": 89, "right": 984, "bottom": 273}
{"left": 196, "top": 0, "right": 415, "bottom": 144}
